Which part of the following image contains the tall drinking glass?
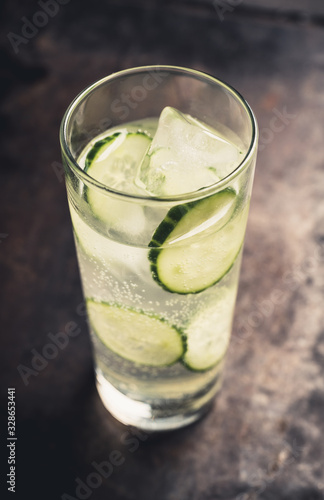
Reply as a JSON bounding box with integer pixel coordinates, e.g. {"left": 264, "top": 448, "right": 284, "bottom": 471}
{"left": 60, "top": 66, "right": 258, "bottom": 431}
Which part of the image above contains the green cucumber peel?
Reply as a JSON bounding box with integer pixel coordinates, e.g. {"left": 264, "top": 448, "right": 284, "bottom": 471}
{"left": 148, "top": 188, "right": 240, "bottom": 294}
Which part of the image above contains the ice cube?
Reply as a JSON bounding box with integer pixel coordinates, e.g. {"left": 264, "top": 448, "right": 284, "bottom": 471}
{"left": 136, "top": 107, "right": 241, "bottom": 196}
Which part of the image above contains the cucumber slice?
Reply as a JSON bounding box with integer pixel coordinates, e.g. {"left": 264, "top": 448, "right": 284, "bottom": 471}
{"left": 87, "top": 300, "right": 184, "bottom": 367}
{"left": 84, "top": 131, "right": 151, "bottom": 230}
{"left": 84, "top": 131, "right": 151, "bottom": 188}
{"left": 183, "top": 305, "right": 231, "bottom": 371}
{"left": 149, "top": 189, "right": 246, "bottom": 294}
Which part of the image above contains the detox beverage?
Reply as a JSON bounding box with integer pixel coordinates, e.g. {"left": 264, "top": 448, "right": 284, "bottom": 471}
{"left": 61, "top": 67, "right": 258, "bottom": 431}
{"left": 68, "top": 110, "right": 251, "bottom": 427}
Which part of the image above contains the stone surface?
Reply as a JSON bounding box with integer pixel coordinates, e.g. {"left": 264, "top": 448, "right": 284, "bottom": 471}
{"left": 1, "top": 2, "right": 324, "bottom": 499}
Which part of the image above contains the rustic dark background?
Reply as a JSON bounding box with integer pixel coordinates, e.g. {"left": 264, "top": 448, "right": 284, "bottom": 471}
{"left": 1, "top": 1, "right": 324, "bottom": 499}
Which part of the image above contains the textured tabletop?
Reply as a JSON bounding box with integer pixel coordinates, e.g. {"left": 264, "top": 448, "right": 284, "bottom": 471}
{"left": 1, "top": 1, "right": 324, "bottom": 499}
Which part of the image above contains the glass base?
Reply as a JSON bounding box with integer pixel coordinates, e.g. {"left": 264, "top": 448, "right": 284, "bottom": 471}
{"left": 96, "top": 371, "right": 221, "bottom": 432}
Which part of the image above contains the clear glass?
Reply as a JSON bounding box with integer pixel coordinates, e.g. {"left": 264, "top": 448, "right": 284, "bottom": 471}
{"left": 60, "top": 66, "right": 258, "bottom": 431}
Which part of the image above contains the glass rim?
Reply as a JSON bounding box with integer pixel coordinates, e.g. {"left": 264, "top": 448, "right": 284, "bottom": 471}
{"left": 60, "top": 65, "right": 258, "bottom": 204}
